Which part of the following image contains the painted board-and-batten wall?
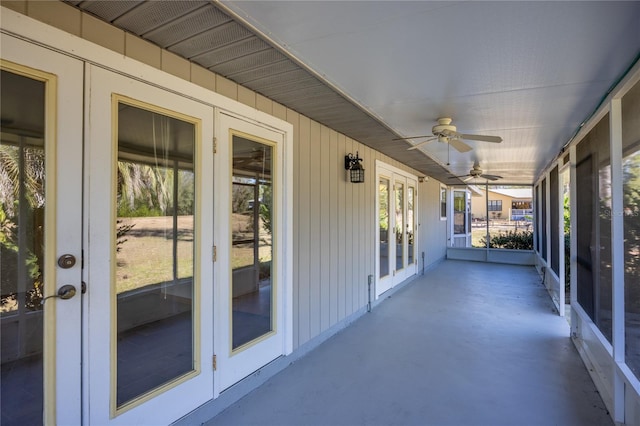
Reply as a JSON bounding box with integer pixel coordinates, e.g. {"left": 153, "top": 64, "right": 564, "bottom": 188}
{"left": 2, "top": 0, "right": 447, "bottom": 350}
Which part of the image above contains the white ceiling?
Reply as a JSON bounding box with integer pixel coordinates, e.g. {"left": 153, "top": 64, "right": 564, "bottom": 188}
{"left": 222, "top": 1, "right": 640, "bottom": 184}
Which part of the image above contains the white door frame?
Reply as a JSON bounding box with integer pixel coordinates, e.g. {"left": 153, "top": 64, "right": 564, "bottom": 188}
{"left": 213, "top": 110, "right": 293, "bottom": 395}
{"left": 85, "top": 64, "right": 215, "bottom": 425}
{"left": 375, "top": 161, "right": 418, "bottom": 297}
{"left": 450, "top": 188, "right": 471, "bottom": 247}
{"left": 1, "top": 34, "right": 84, "bottom": 426}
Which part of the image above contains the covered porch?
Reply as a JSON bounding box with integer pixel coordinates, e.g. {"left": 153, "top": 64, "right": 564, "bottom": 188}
{"left": 186, "top": 260, "right": 611, "bottom": 426}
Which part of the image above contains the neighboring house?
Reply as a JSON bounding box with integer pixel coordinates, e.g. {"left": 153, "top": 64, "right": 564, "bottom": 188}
{"left": 471, "top": 188, "right": 533, "bottom": 221}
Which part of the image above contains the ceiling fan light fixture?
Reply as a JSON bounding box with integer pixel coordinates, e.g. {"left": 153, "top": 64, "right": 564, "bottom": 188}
{"left": 403, "top": 117, "right": 502, "bottom": 153}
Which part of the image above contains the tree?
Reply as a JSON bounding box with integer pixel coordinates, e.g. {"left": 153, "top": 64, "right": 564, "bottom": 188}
{"left": 1, "top": 143, "right": 45, "bottom": 309}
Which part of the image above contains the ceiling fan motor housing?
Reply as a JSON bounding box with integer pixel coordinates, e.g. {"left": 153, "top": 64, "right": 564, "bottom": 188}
{"left": 432, "top": 117, "right": 457, "bottom": 137}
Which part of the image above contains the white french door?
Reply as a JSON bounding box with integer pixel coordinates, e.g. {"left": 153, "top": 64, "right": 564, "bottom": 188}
{"left": 1, "top": 35, "right": 83, "bottom": 425}
{"left": 85, "top": 65, "right": 214, "bottom": 424}
{"left": 376, "top": 164, "right": 418, "bottom": 297}
{"left": 214, "top": 111, "right": 288, "bottom": 393}
{"left": 451, "top": 189, "right": 472, "bottom": 247}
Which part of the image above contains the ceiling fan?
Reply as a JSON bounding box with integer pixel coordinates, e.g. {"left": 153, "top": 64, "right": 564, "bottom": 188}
{"left": 450, "top": 163, "right": 502, "bottom": 182}
{"left": 395, "top": 117, "right": 502, "bottom": 153}
{"left": 233, "top": 148, "right": 270, "bottom": 170}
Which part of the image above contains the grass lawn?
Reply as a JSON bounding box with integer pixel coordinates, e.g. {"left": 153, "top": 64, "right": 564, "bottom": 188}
{"left": 116, "top": 215, "right": 272, "bottom": 294}
{"left": 116, "top": 216, "right": 193, "bottom": 294}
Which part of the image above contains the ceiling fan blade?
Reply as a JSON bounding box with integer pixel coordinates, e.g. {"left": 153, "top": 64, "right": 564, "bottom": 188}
{"left": 448, "top": 174, "right": 471, "bottom": 179}
{"left": 481, "top": 174, "right": 502, "bottom": 181}
{"left": 448, "top": 138, "right": 473, "bottom": 153}
{"left": 407, "top": 137, "right": 437, "bottom": 150}
{"left": 459, "top": 133, "right": 503, "bottom": 143}
{"left": 463, "top": 176, "right": 475, "bottom": 182}
{"left": 392, "top": 135, "right": 433, "bottom": 141}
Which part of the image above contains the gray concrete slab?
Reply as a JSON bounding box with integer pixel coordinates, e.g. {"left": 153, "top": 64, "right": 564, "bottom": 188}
{"left": 206, "top": 260, "right": 612, "bottom": 426}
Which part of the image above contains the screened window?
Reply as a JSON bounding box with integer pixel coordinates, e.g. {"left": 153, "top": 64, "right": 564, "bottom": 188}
{"left": 623, "top": 80, "right": 640, "bottom": 377}
{"left": 472, "top": 186, "right": 533, "bottom": 250}
{"left": 541, "top": 179, "right": 548, "bottom": 261}
{"left": 575, "top": 113, "right": 612, "bottom": 343}
{"left": 550, "top": 166, "right": 560, "bottom": 276}
{"left": 440, "top": 186, "right": 447, "bottom": 220}
{"left": 534, "top": 185, "right": 540, "bottom": 253}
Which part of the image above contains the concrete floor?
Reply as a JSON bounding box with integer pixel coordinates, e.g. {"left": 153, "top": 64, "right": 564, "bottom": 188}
{"left": 207, "top": 260, "right": 612, "bottom": 426}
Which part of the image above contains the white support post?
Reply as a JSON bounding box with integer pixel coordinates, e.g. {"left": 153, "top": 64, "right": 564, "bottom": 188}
{"left": 569, "top": 145, "right": 578, "bottom": 332}
{"left": 557, "top": 161, "right": 565, "bottom": 317}
{"left": 544, "top": 173, "right": 551, "bottom": 271}
{"left": 610, "top": 98, "right": 625, "bottom": 423}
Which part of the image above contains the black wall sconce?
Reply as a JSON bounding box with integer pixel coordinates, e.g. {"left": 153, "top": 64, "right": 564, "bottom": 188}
{"left": 345, "top": 152, "right": 365, "bottom": 183}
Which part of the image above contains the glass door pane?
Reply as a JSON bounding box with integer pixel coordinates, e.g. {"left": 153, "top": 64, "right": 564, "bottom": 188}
{"left": 231, "top": 135, "right": 273, "bottom": 350}
{"left": 454, "top": 190, "right": 466, "bottom": 235}
{"left": 395, "top": 181, "right": 405, "bottom": 271}
{"left": 1, "top": 69, "right": 46, "bottom": 426}
{"left": 407, "top": 185, "right": 415, "bottom": 266}
{"left": 379, "top": 177, "right": 390, "bottom": 278}
{"left": 115, "top": 101, "right": 195, "bottom": 407}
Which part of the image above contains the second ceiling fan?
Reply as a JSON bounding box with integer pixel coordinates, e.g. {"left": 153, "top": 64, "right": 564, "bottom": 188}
{"left": 450, "top": 163, "right": 502, "bottom": 182}
{"left": 396, "top": 117, "right": 502, "bottom": 153}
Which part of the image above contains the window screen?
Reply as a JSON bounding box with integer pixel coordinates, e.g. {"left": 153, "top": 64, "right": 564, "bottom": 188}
{"left": 550, "top": 166, "right": 559, "bottom": 276}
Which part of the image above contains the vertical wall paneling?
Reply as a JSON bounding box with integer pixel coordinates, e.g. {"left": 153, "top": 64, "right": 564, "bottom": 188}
{"left": 308, "top": 120, "right": 321, "bottom": 337}
{"left": 329, "top": 129, "right": 339, "bottom": 325}
{"left": 345, "top": 137, "right": 355, "bottom": 315}
{"left": 356, "top": 145, "right": 363, "bottom": 308}
{"left": 256, "top": 94, "right": 272, "bottom": 115}
{"left": 421, "top": 178, "right": 448, "bottom": 268}
{"left": 337, "top": 133, "right": 347, "bottom": 321}
{"left": 286, "top": 109, "right": 300, "bottom": 349}
{"left": 215, "top": 75, "right": 237, "bottom": 100}
{"left": 297, "top": 115, "right": 311, "bottom": 345}
{"left": 272, "top": 102, "right": 287, "bottom": 121}
{"left": 320, "top": 125, "right": 331, "bottom": 330}
{"left": 365, "top": 146, "right": 374, "bottom": 304}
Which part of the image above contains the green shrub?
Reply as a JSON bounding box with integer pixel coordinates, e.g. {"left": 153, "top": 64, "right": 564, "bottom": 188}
{"left": 479, "top": 230, "right": 534, "bottom": 250}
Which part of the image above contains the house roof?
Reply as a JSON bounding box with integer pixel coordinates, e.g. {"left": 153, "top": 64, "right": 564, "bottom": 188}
{"left": 485, "top": 188, "right": 533, "bottom": 200}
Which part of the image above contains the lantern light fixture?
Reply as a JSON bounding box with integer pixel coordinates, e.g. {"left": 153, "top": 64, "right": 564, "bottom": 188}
{"left": 345, "top": 152, "right": 365, "bottom": 183}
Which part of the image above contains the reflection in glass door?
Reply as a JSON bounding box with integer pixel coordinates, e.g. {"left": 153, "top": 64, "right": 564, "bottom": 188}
{"left": 395, "top": 181, "right": 405, "bottom": 272}
{"left": 1, "top": 68, "right": 47, "bottom": 426}
{"left": 1, "top": 48, "right": 82, "bottom": 426}
{"left": 452, "top": 189, "right": 471, "bottom": 247}
{"left": 407, "top": 185, "right": 415, "bottom": 266}
{"left": 115, "top": 99, "right": 196, "bottom": 408}
{"left": 379, "top": 177, "right": 390, "bottom": 279}
{"left": 231, "top": 135, "right": 273, "bottom": 350}
{"left": 216, "top": 111, "right": 287, "bottom": 393}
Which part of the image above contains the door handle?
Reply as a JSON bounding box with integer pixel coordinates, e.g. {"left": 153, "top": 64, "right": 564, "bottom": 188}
{"left": 41, "top": 284, "right": 77, "bottom": 304}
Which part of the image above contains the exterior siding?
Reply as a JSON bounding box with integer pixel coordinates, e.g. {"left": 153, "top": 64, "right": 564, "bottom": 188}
{"left": 471, "top": 190, "right": 513, "bottom": 220}
{"left": 421, "top": 179, "right": 448, "bottom": 268}
{"left": 4, "top": 1, "right": 446, "bottom": 351}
